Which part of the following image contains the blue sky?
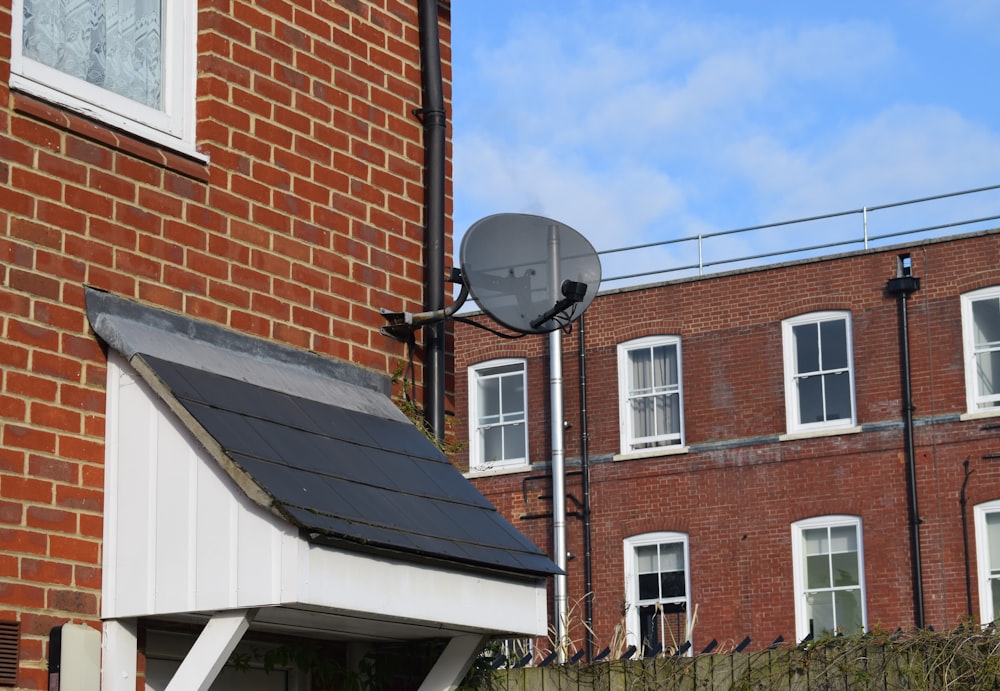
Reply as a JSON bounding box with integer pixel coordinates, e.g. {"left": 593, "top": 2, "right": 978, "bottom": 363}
{"left": 451, "top": 1, "right": 1000, "bottom": 286}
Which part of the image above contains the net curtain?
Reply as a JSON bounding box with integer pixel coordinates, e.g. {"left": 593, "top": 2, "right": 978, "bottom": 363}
{"left": 23, "top": 0, "right": 163, "bottom": 109}
{"left": 629, "top": 345, "right": 674, "bottom": 441}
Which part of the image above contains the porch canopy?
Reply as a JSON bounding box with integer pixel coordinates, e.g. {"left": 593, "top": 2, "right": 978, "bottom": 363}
{"left": 86, "top": 288, "right": 558, "bottom": 691}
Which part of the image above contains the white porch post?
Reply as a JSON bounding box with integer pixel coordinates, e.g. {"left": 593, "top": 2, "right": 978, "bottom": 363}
{"left": 101, "top": 619, "right": 138, "bottom": 691}
{"left": 164, "top": 609, "right": 257, "bottom": 691}
{"left": 417, "top": 634, "right": 487, "bottom": 691}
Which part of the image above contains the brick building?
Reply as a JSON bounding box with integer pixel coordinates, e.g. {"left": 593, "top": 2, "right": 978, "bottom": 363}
{"left": 1, "top": 1, "right": 558, "bottom": 689}
{"left": 455, "top": 229, "right": 1000, "bottom": 658}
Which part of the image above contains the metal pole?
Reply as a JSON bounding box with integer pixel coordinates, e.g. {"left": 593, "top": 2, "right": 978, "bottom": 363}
{"left": 549, "top": 225, "right": 568, "bottom": 662}
{"left": 578, "top": 315, "right": 594, "bottom": 661}
{"left": 698, "top": 233, "right": 704, "bottom": 275}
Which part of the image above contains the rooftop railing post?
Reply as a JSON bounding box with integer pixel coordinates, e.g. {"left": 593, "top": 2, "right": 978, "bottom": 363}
{"left": 698, "top": 233, "right": 704, "bottom": 275}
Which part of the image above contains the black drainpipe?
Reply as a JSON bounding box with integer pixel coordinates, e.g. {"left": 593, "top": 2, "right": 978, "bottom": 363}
{"left": 578, "top": 315, "right": 594, "bottom": 660}
{"left": 417, "top": 0, "right": 447, "bottom": 442}
{"left": 887, "top": 254, "right": 924, "bottom": 628}
{"left": 960, "top": 458, "right": 974, "bottom": 618}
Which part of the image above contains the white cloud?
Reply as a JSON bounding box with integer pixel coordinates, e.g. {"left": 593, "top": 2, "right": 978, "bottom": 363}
{"left": 730, "top": 105, "right": 1000, "bottom": 216}
{"left": 455, "top": 133, "right": 684, "bottom": 250}
{"left": 453, "top": 3, "right": 1000, "bottom": 286}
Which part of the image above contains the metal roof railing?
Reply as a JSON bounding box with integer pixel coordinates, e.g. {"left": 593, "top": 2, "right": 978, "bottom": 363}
{"left": 599, "top": 183, "right": 1000, "bottom": 286}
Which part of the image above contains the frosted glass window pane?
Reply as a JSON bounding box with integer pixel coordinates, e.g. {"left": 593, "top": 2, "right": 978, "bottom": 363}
{"left": 23, "top": 0, "right": 164, "bottom": 108}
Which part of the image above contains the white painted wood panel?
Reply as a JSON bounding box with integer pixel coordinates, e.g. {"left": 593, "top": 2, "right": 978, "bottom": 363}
{"left": 104, "top": 354, "right": 294, "bottom": 618}
{"left": 102, "top": 352, "right": 548, "bottom": 639}
{"left": 153, "top": 405, "right": 195, "bottom": 614}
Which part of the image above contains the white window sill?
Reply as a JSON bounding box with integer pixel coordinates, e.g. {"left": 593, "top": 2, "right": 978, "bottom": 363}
{"left": 11, "top": 76, "right": 206, "bottom": 163}
{"left": 614, "top": 446, "right": 689, "bottom": 462}
{"left": 464, "top": 463, "right": 532, "bottom": 479}
{"left": 960, "top": 408, "right": 1000, "bottom": 421}
{"left": 779, "top": 425, "right": 861, "bottom": 442}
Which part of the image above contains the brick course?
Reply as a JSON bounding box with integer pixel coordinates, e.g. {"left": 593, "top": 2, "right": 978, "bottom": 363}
{"left": 1, "top": 1, "right": 451, "bottom": 685}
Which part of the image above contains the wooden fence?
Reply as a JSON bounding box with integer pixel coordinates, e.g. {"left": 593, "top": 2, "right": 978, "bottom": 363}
{"left": 478, "top": 630, "right": 1000, "bottom": 690}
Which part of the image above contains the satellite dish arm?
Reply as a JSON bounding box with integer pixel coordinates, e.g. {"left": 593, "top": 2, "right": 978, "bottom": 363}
{"left": 379, "top": 270, "right": 470, "bottom": 340}
{"left": 529, "top": 279, "right": 588, "bottom": 330}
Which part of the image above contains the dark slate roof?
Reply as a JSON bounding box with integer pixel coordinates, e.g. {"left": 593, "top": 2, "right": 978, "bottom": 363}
{"left": 86, "top": 288, "right": 560, "bottom": 578}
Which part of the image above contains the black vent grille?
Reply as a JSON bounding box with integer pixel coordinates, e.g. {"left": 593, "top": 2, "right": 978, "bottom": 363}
{"left": 0, "top": 620, "right": 19, "bottom": 686}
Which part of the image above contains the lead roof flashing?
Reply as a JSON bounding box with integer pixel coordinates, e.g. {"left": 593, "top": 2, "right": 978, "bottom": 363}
{"left": 85, "top": 286, "right": 392, "bottom": 412}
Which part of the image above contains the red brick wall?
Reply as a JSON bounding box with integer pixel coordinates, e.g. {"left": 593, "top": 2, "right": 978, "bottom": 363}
{"left": 0, "top": 1, "right": 451, "bottom": 685}
{"left": 456, "top": 232, "right": 1000, "bottom": 654}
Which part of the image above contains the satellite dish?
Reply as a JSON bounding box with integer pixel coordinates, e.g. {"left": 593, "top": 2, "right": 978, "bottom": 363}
{"left": 460, "top": 213, "right": 601, "bottom": 334}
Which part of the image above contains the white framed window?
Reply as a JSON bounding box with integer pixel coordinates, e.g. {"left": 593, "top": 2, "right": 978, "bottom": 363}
{"left": 623, "top": 532, "right": 691, "bottom": 653}
{"left": 10, "top": 0, "right": 199, "bottom": 155}
{"left": 468, "top": 359, "right": 528, "bottom": 471}
{"left": 962, "top": 287, "right": 1000, "bottom": 414}
{"left": 782, "top": 312, "right": 856, "bottom": 434}
{"left": 974, "top": 499, "right": 1000, "bottom": 625}
{"left": 791, "top": 516, "right": 866, "bottom": 641}
{"left": 617, "top": 336, "right": 684, "bottom": 454}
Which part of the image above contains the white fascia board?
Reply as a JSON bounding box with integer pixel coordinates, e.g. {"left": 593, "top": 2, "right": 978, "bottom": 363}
{"left": 299, "top": 543, "right": 549, "bottom": 637}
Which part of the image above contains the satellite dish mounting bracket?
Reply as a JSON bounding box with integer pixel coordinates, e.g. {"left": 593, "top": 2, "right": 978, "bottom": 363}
{"left": 379, "top": 268, "right": 469, "bottom": 341}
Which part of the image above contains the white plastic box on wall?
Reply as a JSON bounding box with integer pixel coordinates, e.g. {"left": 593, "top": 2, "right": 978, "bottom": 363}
{"left": 48, "top": 623, "right": 100, "bottom": 691}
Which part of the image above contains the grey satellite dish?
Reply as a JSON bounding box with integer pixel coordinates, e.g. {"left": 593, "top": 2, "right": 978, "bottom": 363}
{"left": 460, "top": 213, "right": 601, "bottom": 334}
